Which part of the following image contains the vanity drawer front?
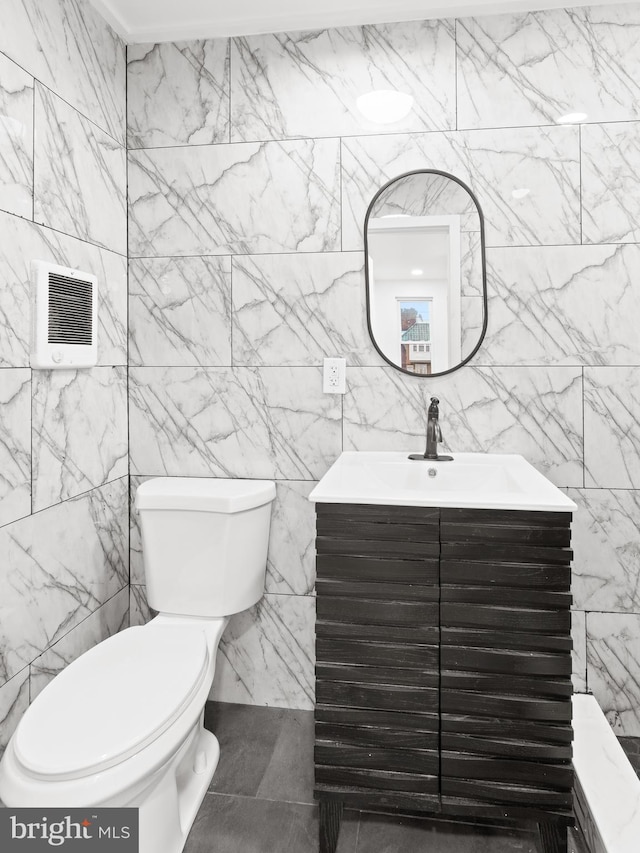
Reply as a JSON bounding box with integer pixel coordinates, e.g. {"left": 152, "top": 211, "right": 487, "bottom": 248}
{"left": 441, "top": 670, "right": 571, "bottom": 700}
{"left": 441, "top": 627, "right": 572, "bottom": 654}
{"left": 317, "top": 619, "right": 439, "bottom": 646}
{"left": 317, "top": 663, "right": 437, "bottom": 689}
{"left": 441, "top": 732, "right": 571, "bottom": 762}
{"left": 317, "top": 536, "right": 438, "bottom": 560}
{"left": 440, "top": 645, "right": 572, "bottom": 677}
{"left": 315, "top": 766, "right": 439, "bottom": 796}
{"left": 441, "top": 752, "right": 572, "bottom": 789}
{"left": 317, "top": 595, "right": 438, "bottom": 628}
{"left": 441, "top": 582, "right": 571, "bottom": 610}
{"left": 317, "top": 637, "right": 438, "bottom": 670}
{"left": 317, "top": 554, "right": 438, "bottom": 585}
{"left": 317, "top": 518, "right": 439, "bottom": 544}
{"left": 441, "top": 778, "right": 573, "bottom": 811}
{"left": 316, "top": 680, "right": 439, "bottom": 714}
{"left": 316, "top": 722, "right": 438, "bottom": 751}
{"left": 440, "top": 508, "right": 571, "bottom": 529}
{"left": 315, "top": 704, "right": 438, "bottom": 733}
{"left": 440, "top": 522, "right": 571, "bottom": 548}
{"left": 441, "top": 559, "right": 571, "bottom": 590}
{"left": 316, "top": 579, "right": 438, "bottom": 602}
{"left": 315, "top": 742, "right": 439, "bottom": 776}
{"left": 442, "top": 541, "right": 571, "bottom": 564}
{"left": 441, "top": 690, "right": 571, "bottom": 722}
{"left": 441, "top": 602, "right": 570, "bottom": 634}
{"left": 441, "top": 714, "right": 572, "bottom": 744}
{"left": 317, "top": 503, "right": 439, "bottom": 526}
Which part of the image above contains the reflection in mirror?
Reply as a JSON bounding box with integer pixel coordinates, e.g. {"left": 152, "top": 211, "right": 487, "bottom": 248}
{"left": 364, "top": 171, "right": 487, "bottom": 377}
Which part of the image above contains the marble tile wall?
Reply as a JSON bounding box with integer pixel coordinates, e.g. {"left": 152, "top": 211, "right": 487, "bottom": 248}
{"left": 127, "top": 4, "right": 640, "bottom": 729}
{"left": 0, "top": 0, "right": 128, "bottom": 755}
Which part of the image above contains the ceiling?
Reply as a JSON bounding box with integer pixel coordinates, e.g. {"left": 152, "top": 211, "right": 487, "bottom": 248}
{"left": 88, "top": 0, "right": 629, "bottom": 43}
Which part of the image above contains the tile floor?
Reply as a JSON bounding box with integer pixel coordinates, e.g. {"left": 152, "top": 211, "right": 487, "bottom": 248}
{"left": 184, "top": 702, "right": 589, "bottom": 853}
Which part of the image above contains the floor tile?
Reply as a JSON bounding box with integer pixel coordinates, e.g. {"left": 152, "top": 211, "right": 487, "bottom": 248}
{"left": 184, "top": 794, "right": 358, "bottom": 853}
{"left": 204, "top": 701, "right": 285, "bottom": 797}
{"left": 354, "top": 813, "right": 538, "bottom": 853}
{"left": 254, "top": 708, "right": 315, "bottom": 804}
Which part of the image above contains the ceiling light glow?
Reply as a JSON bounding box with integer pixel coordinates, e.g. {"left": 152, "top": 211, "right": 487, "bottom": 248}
{"left": 356, "top": 90, "right": 414, "bottom": 124}
{"left": 411, "top": 268, "right": 424, "bottom": 276}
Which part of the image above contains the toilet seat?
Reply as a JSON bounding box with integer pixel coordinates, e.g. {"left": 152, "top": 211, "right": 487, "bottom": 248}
{"left": 13, "top": 625, "right": 209, "bottom": 782}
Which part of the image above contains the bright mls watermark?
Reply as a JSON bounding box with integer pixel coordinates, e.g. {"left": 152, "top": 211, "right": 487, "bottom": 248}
{"left": 0, "top": 809, "right": 138, "bottom": 851}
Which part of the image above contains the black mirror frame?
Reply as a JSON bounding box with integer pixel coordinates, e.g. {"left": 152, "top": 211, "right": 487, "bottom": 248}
{"left": 363, "top": 168, "right": 488, "bottom": 379}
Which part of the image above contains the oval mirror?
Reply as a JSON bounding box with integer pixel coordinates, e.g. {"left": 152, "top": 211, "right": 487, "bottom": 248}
{"left": 364, "top": 170, "right": 487, "bottom": 377}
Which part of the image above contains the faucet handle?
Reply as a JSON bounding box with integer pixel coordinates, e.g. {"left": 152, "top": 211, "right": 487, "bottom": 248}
{"left": 436, "top": 422, "right": 443, "bottom": 443}
{"left": 428, "top": 396, "right": 440, "bottom": 415}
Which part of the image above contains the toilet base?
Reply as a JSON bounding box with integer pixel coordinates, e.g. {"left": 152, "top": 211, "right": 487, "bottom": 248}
{"left": 135, "top": 713, "right": 220, "bottom": 853}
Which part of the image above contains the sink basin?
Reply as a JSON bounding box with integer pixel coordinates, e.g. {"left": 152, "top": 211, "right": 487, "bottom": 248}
{"left": 309, "top": 452, "right": 576, "bottom": 512}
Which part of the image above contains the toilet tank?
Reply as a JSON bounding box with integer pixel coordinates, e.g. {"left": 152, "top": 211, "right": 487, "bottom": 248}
{"left": 135, "top": 478, "right": 276, "bottom": 618}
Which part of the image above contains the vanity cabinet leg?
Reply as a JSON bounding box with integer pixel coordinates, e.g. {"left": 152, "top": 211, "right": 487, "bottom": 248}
{"left": 538, "top": 820, "right": 568, "bottom": 853}
{"left": 319, "top": 800, "right": 343, "bottom": 853}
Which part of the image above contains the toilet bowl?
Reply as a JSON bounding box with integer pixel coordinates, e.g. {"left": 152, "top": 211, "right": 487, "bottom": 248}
{"left": 0, "top": 477, "right": 276, "bottom": 853}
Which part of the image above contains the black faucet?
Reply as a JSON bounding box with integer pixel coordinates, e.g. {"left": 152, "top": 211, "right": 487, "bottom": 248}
{"left": 409, "top": 397, "right": 453, "bottom": 462}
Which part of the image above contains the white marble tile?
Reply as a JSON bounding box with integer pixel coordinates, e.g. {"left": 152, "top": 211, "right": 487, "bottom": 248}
{"left": 129, "top": 366, "right": 342, "bottom": 480}
{"left": 460, "top": 296, "right": 485, "bottom": 364}
{"left": 584, "top": 367, "right": 640, "bottom": 489}
{"left": 343, "top": 365, "right": 583, "bottom": 487}
{"left": 0, "top": 666, "right": 29, "bottom": 757}
{"left": 0, "top": 51, "right": 33, "bottom": 219}
{"left": 30, "top": 587, "right": 129, "bottom": 700}
{"left": 0, "top": 210, "right": 127, "bottom": 368}
{"left": 572, "top": 609, "right": 587, "bottom": 694}
{"left": 211, "top": 592, "right": 314, "bottom": 710}
{"left": 231, "top": 20, "right": 455, "bottom": 141}
{"left": 32, "top": 366, "right": 128, "bottom": 512}
{"left": 478, "top": 244, "right": 640, "bottom": 366}
{"left": 129, "top": 256, "right": 231, "bottom": 367}
{"left": 582, "top": 122, "right": 640, "bottom": 245}
{"left": 0, "top": 477, "right": 128, "bottom": 686}
{"left": 232, "top": 252, "right": 383, "bottom": 367}
{"left": 587, "top": 612, "right": 640, "bottom": 736}
{"left": 128, "top": 138, "right": 340, "bottom": 257}
{"left": 570, "top": 488, "right": 640, "bottom": 614}
{"left": 0, "top": 0, "right": 126, "bottom": 143}
{"left": 0, "top": 369, "right": 30, "bottom": 528}
{"left": 130, "top": 584, "right": 155, "bottom": 628}
{"left": 129, "top": 475, "right": 148, "bottom": 587}
{"left": 127, "top": 39, "right": 230, "bottom": 148}
{"left": 456, "top": 6, "right": 640, "bottom": 130}
{"left": 267, "top": 481, "right": 316, "bottom": 597}
{"left": 341, "top": 126, "right": 580, "bottom": 250}
{"left": 34, "top": 84, "right": 127, "bottom": 256}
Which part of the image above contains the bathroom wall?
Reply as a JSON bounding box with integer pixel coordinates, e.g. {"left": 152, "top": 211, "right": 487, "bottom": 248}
{"left": 0, "top": 0, "right": 128, "bottom": 754}
{"left": 127, "top": 4, "right": 640, "bottom": 734}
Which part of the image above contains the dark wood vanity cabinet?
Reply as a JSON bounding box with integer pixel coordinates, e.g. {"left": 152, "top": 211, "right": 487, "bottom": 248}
{"left": 314, "top": 502, "right": 573, "bottom": 853}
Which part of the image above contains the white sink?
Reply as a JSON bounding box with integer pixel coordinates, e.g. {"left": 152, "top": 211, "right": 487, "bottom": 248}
{"left": 309, "top": 452, "right": 576, "bottom": 512}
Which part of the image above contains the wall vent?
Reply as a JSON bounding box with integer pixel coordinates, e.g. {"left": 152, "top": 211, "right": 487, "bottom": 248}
{"left": 31, "top": 261, "right": 98, "bottom": 369}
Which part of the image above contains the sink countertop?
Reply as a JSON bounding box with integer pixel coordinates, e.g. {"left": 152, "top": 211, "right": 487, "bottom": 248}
{"left": 309, "top": 451, "right": 576, "bottom": 513}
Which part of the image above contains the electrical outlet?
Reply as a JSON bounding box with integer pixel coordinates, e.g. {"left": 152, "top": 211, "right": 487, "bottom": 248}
{"left": 323, "top": 357, "right": 346, "bottom": 394}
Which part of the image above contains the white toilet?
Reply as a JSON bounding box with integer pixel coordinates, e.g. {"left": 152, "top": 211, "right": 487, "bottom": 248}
{"left": 0, "top": 476, "right": 276, "bottom": 853}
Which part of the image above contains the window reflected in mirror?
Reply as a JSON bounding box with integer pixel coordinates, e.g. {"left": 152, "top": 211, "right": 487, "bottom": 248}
{"left": 364, "top": 171, "right": 487, "bottom": 378}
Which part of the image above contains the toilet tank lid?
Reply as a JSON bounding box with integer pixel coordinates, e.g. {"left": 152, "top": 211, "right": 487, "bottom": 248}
{"left": 136, "top": 477, "right": 276, "bottom": 513}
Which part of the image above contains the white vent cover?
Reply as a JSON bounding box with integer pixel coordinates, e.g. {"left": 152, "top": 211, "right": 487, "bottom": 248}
{"left": 31, "top": 261, "right": 98, "bottom": 369}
